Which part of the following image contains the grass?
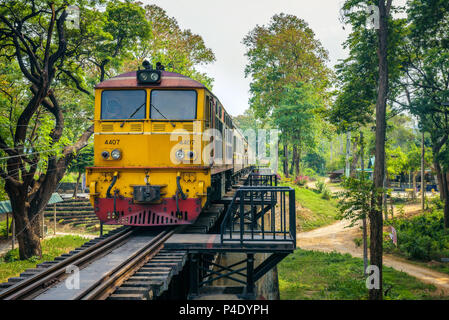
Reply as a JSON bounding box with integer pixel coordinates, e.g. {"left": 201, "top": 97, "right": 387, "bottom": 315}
{"left": 278, "top": 249, "right": 445, "bottom": 300}
{"left": 0, "top": 235, "right": 89, "bottom": 283}
{"left": 0, "top": 218, "right": 11, "bottom": 239}
{"left": 282, "top": 182, "right": 339, "bottom": 231}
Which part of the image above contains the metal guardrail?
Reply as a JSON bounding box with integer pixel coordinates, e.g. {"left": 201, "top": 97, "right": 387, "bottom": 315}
{"left": 245, "top": 173, "right": 278, "bottom": 187}
{"left": 251, "top": 166, "right": 272, "bottom": 175}
{"left": 220, "top": 186, "right": 296, "bottom": 247}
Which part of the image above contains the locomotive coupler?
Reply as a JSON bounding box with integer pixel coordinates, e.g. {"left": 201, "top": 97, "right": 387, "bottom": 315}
{"left": 133, "top": 185, "right": 162, "bottom": 203}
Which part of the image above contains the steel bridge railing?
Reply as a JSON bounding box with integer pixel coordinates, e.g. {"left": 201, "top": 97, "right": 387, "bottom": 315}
{"left": 244, "top": 173, "right": 278, "bottom": 187}
{"left": 220, "top": 186, "right": 296, "bottom": 247}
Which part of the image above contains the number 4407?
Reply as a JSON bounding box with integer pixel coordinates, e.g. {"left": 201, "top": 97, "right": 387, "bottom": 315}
{"left": 105, "top": 139, "right": 120, "bottom": 145}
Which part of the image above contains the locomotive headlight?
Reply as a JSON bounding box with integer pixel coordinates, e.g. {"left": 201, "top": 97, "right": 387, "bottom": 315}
{"left": 150, "top": 72, "right": 159, "bottom": 81}
{"left": 138, "top": 72, "right": 149, "bottom": 81}
{"left": 136, "top": 70, "right": 161, "bottom": 84}
{"left": 111, "top": 149, "right": 122, "bottom": 160}
{"left": 175, "top": 149, "right": 185, "bottom": 160}
{"left": 101, "top": 151, "right": 110, "bottom": 159}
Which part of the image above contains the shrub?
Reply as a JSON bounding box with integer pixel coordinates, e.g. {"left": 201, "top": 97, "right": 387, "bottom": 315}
{"left": 303, "top": 168, "right": 318, "bottom": 180}
{"left": 3, "top": 249, "right": 19, "bottom": 262}
{"left": 294, "top": 176, "right": 309, "bottom": 186}
{"left": 321, "top": 187, "right": 332, "bottom": 200}
{"left": 315, "top": 180, "right": 326, "bottom": 193}
{"left": 384, "top": 211, "right": 449, "bottom": 261}
{"left": 429, "top": 197, "right": 443, "bottom": 211}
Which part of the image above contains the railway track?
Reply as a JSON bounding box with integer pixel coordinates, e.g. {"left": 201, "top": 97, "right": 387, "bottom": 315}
{"left": 0, "top": 176, "right": 249, "bottom": 300}
{"left": 0, "top": 226, "right": 174, "bottom": 300}
{"left": 74, "top": 228, "right": 175, "bottom": 300}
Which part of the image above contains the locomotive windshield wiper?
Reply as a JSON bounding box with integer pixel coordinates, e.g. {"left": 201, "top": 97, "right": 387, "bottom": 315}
{"left": 120, "top": 102, "right": 146, "bottom": 127}
{"left": 151, "top": 103, "right": 176, "bottom": 127}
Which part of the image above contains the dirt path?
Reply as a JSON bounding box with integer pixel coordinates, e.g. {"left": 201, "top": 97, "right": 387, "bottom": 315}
{"left": 298, "top": 220, "right": 449, "bottom": 294}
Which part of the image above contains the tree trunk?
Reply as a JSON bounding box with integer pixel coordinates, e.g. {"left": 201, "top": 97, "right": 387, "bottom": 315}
{"left": 283, "top": 140, "right": 289, "bottom": 178}
{"left": 444, "top": 172, "right": 449, "bottom": 228}
{"left": 2, "top": 125, "right": 94, "bottom": 260}
{"left": 295, "top": 148, "right": 301, "bottom": 177}
{"left": 434, "top": 160, "right": 444, "bottom": 201}
{"left": 291, "top": 145, "right": 297, "bottom": 177}
{"left": 412, "top": 172, "right": 417, "bottom": 199}
{"left": 7, "top": 188, "right": 42, "bottom": 259}
{"left": 345, "top": 132, "right": 351, "bottom": 177}
{"left": 383, "top": 174, "right": 389, "bottom": 220}
{"left": 361, "top": 132, "right": 368, "bottom": 275}
{"left": 72, "top": 171, "right": 81, "bottom": 198}
{"left": 295, "top": 131, "right": 301, "bottom": 177}
{"left": 421, "top": 131, "right": 425, "bottom": 210}
{"left": 369, "top": 0, "right": 391, "bottom": 301}
{"left": 350, "top": 137, "right": 359, "bottom": 177}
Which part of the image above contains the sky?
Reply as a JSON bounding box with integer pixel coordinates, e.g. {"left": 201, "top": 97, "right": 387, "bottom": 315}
{"left": 143, "top": 0, "right": 351, "bottom": 117}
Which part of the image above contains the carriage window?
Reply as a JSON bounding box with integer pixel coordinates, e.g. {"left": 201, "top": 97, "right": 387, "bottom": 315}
{"left": 150, "top": 90, "right": 197, "bottom": 120}
{"left": 101, "top": 90, "right": 146, "bottom": 120}
{"left": 205, "top": 96, "right": 210, "bottom": 127}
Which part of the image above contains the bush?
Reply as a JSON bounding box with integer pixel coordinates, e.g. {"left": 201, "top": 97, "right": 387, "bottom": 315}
{"left": 294, "top": 175, "right": 309, "bottom": 186}
{"left": 429, "top": 197, "right": 443, "bottom": 211}
{"left": 384, "top": 211, "right": 449, "bottom": 261}
{"left": 303, "top": 168, "right": 318, "bottom": 180}
{"left": 321, "top": 187, "right": 332, "bottom": 200}
{"left": 314, "top": 180, "right": 332, "bottom": 199}
{"left": 315, "top": 180, "right": 326, "bottom": 193}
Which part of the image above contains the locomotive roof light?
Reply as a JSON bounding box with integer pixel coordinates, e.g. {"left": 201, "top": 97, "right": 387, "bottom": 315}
{"left": 111, "top": 149, "right": 122, "bottom": 160}
{"left": 137, "top": 60, "right": 162, "bottom": 84}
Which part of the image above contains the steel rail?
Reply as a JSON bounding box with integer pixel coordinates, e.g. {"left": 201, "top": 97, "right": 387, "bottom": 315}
{"left": 0, "top": 227, "right": 134, "bottom": 300}
{"left": 76, "top": 228, "right": 177, "bottom": 300}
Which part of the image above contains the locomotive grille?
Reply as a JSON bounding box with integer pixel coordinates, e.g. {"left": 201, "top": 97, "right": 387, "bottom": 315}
{"left": 101, "top": 124, "right": 114, "bottom": 132}
{"left": 182, "top": 123, "right": 193, "bottom": 131}
{"left": 152, "top": 123, "right": 166, "bottom": 132}
{"left": 130, "top": 123, "right": 143, "bottom": 132}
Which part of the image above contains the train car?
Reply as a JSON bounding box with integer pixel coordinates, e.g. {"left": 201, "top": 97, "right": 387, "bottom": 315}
{"left": 86, "top": 62, "right": 252, "bottom": 226}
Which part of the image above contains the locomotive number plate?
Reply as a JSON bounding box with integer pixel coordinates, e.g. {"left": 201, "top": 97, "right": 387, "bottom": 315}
{"left": 105, "top": 139, "right": 120, "bottom": 145}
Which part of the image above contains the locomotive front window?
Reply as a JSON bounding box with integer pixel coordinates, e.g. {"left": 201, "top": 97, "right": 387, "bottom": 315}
{"left": 150, "top": 90, "right": 197, "bottom": 120}
{"left": 101, "top": 90, "right": 146, "bottom": 120}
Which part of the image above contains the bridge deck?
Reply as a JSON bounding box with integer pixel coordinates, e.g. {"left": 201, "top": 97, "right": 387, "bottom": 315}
{"left": 164, "top": 233, "right": 295, "bottom": 253}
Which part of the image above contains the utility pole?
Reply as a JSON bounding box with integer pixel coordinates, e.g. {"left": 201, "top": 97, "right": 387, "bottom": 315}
{"left": 421, "top": 130, "right": 425, "bottom": 210}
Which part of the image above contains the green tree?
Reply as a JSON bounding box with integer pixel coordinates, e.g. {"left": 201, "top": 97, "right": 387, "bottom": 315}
{"left": 0, "top": 0, "right": 153, "bottom": 259}
{"left": 87, "top": 0, "right": 151, "bottom": 82}
{"left": 243, "top": 13, "right": 332, "bottom": 177}
{"left": 272, "top": 83, "right": 322, "bottom": 176}
{"left": 68, "top": 144, "right": 93, "bottom": 198}
{"left": 336, "top": 0, "right": 407, "bottom": 300}
{"left": 386, "top": 145, "right": 407, "bottom": 178}
{"left": 401, "top": 0, "right": 449, "bottom": 227}
{"left": 123, "top": 4, "right": 216, "bottom": 89}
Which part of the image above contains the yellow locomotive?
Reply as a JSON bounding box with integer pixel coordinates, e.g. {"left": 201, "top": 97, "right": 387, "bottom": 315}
{"left": 86, "top": 62, "right": 254, "bottom": 226}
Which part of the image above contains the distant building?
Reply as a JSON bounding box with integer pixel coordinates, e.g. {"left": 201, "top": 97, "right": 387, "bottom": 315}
{"left": 328, "top": 169, "right": 344, "bottom": 183}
